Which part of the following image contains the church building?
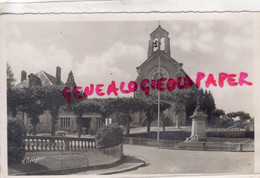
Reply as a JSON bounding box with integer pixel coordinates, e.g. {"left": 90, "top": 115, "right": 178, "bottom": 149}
{"left": 133, "top": 25, "right": 197, "bottom": 127}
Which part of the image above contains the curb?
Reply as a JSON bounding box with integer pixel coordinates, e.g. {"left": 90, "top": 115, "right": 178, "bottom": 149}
{"left": 12, "top": 156, "right": 125, "bottom": 175}
{"left": 101, "top": 155, "right": 146, "bottom": 175}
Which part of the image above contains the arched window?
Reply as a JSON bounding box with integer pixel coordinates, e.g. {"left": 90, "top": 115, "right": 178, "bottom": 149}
{"left": 160, "top": 37, "right": 165, "bottom": 50}
{"left": 153, "top": 38, "right": 159, "bottom": 52}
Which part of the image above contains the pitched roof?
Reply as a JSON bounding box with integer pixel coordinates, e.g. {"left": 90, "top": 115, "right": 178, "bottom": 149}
{"left": 136, "top": 50, "right": 178, "bottom": 70}
{"left": 150, "top": 25, "right": 169, "bottom": 37}
{"left": 13, "top": 70, "right": 64, "bottom": 89}
{"left": 14, "top": 79, "right": 29, "bottom": 88}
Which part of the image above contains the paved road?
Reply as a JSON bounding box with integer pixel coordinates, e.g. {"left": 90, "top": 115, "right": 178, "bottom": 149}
{"left": 121, "top": 144, "right": 254, "bottom": 175}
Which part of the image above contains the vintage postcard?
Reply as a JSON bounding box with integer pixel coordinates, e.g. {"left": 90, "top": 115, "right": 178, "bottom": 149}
{"left": 1, "top": 10, "right": 260, "bottom": 178}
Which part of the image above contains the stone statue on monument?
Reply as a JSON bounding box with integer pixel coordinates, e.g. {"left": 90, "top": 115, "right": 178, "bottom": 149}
{"left": 185, "top": 95, "right": 209, "bottom": 142}
{"left": 193, "top": 96, "right": 203, "bottom": 116}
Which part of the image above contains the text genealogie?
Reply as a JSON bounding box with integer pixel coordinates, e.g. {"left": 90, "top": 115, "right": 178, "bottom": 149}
{"left": 62, "top": 72, "right": 252, "bottom": 104}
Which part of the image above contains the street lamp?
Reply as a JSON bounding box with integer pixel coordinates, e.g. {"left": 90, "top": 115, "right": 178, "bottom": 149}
{"left": 157, "top": 55, "right": 161, "bottom": 144}
{"left": 153, "top": 37, "right": 161, "bottom": 144}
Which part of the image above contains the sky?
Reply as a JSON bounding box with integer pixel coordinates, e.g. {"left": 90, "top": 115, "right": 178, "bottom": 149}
{"left": 4, "top": 18, "right": 254, "bottom": 116}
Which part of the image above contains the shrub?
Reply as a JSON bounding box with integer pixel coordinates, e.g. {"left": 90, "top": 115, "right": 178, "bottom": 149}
{"left": 8, "top": 120, "right": 27, "bottom": 164}
{"left": 95, "top": 124, "right": 123, "bottom": 149}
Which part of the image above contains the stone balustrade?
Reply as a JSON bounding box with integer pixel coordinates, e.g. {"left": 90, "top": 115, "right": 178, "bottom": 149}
{"left": 25, "top": 135, "right": 96, "bottom": 151}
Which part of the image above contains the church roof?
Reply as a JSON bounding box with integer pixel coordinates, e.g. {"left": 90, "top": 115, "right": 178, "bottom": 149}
{"left": 13, "top": 70, "right": 65, "bottom": 89}
{"left": 136, "top": 50, "right": 178, "bottom": 70}
{"left": 150, "top": 25, "right": 169, "bottom": 36}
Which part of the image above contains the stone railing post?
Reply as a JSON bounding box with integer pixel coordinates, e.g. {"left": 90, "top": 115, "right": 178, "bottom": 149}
{"left": 130, "top": 138, "right": 133, "bottom": 145}
{"left": 201, "top": 142, "right": 206, "bottom": 150}
{"left": 25, "top": 135, "right": 96, "bottom": 152}
{"left": 239, "top": 143, "right": 243, "bottom": 152}
{"left": 64, "top": 139, "right": 70, "bottom": 151}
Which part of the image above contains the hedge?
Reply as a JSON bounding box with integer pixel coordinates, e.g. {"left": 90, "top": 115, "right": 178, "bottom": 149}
{"left": 129, "top": 130, "right": 254, "bottom": 140}
{"left": 95, "top": 124, "right": 123, "bottom": 149}
{"left": 8, "top": 120, "right": 27, "bottom": 164}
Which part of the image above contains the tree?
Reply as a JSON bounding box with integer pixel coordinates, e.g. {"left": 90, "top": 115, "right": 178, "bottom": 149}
{"left": 211, "top": 109, "right": 225, "bottom": 118}
{"left": 97, "top": 97, "right": 147, "bottom": 135}
{"left": 141, "top": 87, "right": 198, "bottom": 132}
{"left": 143, "top": 94, "right": 171, "bottom": 132}
{"left": 210, "top": 109, "right": 225, "bottom": 126}
{"left": 204, "top": 90, "right": 216, "bottom": 125}
{"left": 219, "top": 115, "right": 234, "bottom": 128}
{"left": 7, "top": 88, "right": 29, "bottom": 118}
{"left": 143, "top": 98, "right": 156, "bottom": 133}
{"left": 41, "top": 86, "right": 68, "bottom": 136}
{"left": 7, "top": 87, "right": 45, "bottom": 135}
{"left": 226, "top": 111, "right": 252, "bottom": 129}
{"left": 99, "top": 98, "right": 117, "bottom": 120}
{"left": 63, "top": 99, "right": 101, "bottom": 137}
{"left": 65, "top": 70, "right": 76, "bottom": 88}
{"left": 7, "top": 87, "right": 48, "bottom": 136}
{"left": 171, "top": 88, "right": 198, "bottom": 128}
{"left": 247, "top": 117, "right": 254, "bottom": 130}
{"left": 227, "top": 111, "right": 251, "bottom": 122}
{"left": 22, "top": 87, "right": 47, "bottom": 135}
{"left": 196, "top": 89, "right": 216, "bottom": 126}
{"left": 141, "top": 87, "right": 216, "bottom": 131}
{"left": 183, "top": 88, "right": 198, "bottom": 125}
{"left": 112, "top": 97, "right": 146, "bottom": 136}
{"left": 7, "top": 63, "right": 16, "bottom": 90}
{"left": 63, "top": 71, "right": 82, "bottom": 105}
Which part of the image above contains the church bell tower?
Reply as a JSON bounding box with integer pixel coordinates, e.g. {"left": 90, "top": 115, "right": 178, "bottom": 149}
{"left": 147, "top": 25, "right": 171, "bottom": 58}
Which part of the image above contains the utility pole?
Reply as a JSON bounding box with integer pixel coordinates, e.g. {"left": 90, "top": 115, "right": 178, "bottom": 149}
{"left": 157, "top": 55, "right": 161, "bottom": 144}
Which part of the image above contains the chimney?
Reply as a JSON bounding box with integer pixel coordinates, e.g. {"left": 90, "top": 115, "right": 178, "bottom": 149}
{"left": 56, "top": 66, "right": 61, "bottom": 85}
{"left": 21, "top": 70, "right": 27, "bottom": 82}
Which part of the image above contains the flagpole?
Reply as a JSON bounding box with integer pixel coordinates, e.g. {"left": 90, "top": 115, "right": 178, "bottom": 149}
{"left": 157, "top": 55, "right": 161, "bottom": 144}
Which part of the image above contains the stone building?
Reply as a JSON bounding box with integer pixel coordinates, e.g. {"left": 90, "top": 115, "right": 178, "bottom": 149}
{"left": 134, "top": 25, "right": 197, "bottom": 126}
{"left": 13, "top": 67, "right": 104, "bottom": 134}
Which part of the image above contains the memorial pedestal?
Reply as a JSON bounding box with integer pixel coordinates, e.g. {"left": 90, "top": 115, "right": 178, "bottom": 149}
{"left": 185, "top": 111, "right": 208, "bottom": 142}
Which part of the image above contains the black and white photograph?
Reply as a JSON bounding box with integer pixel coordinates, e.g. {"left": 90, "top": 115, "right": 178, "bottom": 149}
{"left": 1, "top": 11, "right": 259, "bottom": 177}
